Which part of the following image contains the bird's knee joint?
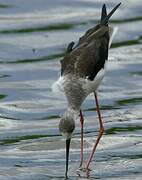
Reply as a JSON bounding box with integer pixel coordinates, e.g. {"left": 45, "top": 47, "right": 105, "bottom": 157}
{"left": 99, "top": 127, "right": 104, "bottom": 134}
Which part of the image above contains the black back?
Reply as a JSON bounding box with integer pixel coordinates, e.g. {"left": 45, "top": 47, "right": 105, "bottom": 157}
{"left": 60, "top": 3, "right": 121, "bottom": 80}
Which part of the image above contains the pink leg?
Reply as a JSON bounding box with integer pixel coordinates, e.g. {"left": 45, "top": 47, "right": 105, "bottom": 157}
{"left": 79, "top": 110, "right": 84, "bottom": 167}
{"left": 86, "top": 92, "right": 104, "bottom": 170}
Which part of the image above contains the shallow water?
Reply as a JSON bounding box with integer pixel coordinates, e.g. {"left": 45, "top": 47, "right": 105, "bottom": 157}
{"left": 0, "top": 0, "right": 142, "bottom": 179}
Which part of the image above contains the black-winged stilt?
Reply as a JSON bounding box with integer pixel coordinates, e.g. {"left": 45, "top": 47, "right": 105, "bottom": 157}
{"left": 52, "top": 2, "right": 121, "bottom": 179}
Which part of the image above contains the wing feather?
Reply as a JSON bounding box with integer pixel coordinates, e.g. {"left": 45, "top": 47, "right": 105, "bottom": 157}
{"left": 61, "top": 26, "right": 109, "bottom": 80}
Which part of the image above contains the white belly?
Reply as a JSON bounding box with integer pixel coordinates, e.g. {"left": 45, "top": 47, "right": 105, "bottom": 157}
{"left": 82, "top": 67, "right": 106, "bottom": 94}
{"left": 52, "top": 66, "right": 106, "bottom": 95}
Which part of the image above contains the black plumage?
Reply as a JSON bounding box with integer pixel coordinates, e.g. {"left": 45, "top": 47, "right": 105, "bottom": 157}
{"left": 60, "top": 3, "right": 120, "bottom": 80}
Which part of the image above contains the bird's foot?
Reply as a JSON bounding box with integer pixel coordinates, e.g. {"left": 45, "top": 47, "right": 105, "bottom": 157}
{"left": 76, "top": 163, "right": 92, "bottom": 178}
{"left": 76, "top": 162, "right": 85, "bottom": 175}
{"left": 78, "top": 162, "right": 86, "bottom": 171}
{"left": 85, "top": 167, "right": 91, "bottom": 178}
{"left": 77, "top": 162, "right": 92, "bottom": 171}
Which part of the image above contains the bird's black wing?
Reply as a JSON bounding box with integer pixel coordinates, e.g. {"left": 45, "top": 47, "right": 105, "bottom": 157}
{"left": 60, "top": 26, "right": 109, "bottom": 79}
{"left": 74, "top": 29, "right": 109, "bottom": 80}
{"left": 61, "top": 26, "right": 109, "bottom": 77}
{"left": 60, "top": 3, "right": 121, "bottom": 78}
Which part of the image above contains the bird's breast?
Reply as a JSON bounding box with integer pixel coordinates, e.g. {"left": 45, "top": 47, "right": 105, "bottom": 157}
{"left": 52, "top": 66, "right": 105, "bottom": 109}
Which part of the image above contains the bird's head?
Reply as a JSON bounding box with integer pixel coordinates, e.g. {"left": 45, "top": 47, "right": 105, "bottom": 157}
{"left": 59, "top": 113, "right": 75, "bottom": 140}
{"left": 59, "top": 111, "right": 76, "bottom": 179}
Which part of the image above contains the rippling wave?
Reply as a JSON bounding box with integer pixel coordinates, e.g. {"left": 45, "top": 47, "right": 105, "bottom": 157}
{"left": 0, "top": 0, "right": 142, "bottom": 179}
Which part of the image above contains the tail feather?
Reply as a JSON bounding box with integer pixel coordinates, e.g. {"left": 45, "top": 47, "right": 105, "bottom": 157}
{"left": 101, "top": 3, "right": 121, "bottom": 25}
{"left": 101, "top": 4, "right": 107, "bottom": 24}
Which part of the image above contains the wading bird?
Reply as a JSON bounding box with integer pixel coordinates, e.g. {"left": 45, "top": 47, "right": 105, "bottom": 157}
{"left": 53, "top": 3, "right": 121, "bottom": 179}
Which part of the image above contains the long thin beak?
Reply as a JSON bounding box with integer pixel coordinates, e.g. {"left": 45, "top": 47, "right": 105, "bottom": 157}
{"left": 65, "top": 138, "right": 71, "bottom": 179}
